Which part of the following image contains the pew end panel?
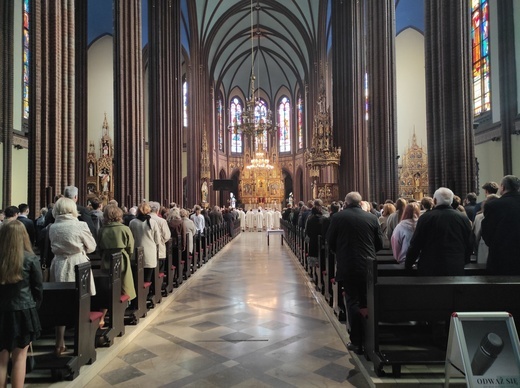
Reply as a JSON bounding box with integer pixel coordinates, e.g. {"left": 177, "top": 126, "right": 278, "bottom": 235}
{"left": 35, "top": 262, "right": 97, "bottom": 381}
{"left": 365, "top": 258, "right": 520, "bottom": 377}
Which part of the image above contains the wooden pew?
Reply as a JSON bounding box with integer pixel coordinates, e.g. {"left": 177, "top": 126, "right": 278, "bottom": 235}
{"left": 91, "top": 253, "right": 126, "bottom": 346}
{"left": 144, "top": 247, "right": 162, "bottom": 308}
{"left": 171, "top": 233, "right": 183, "bottom": 287}
{"left": 364, "top": 257, "right": 520, "bottom": 377}
{"left": 126, "top": 247, "right": 149, "bottom": 324}
{"left": 182, "top": 232, "right": 193, "bottom": 279}
{"left": 163, "top": 238, "right": 175, "bottom": 293}
{"left": 35, "top": 262, "right": 100, "bottom": 381}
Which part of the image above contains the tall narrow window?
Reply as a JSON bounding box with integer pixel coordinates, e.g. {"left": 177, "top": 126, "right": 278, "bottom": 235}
{"left": 183, "top": 81, "right": 188, "bottom": 127}
{"left": 255, "top": 99, "right": 268, "bottom": 151}
{"left": 297, "top": 95, "right": 303, "bottom": 149}
{"left": 217, "top": 96, "right": 224, "bottom": 151}
{"left": 364, "top": 72, "right": 369, "bottom": 121}
{"left": 23, "top": 0, "right": 30, "bottom": 120}
{"left": 472, "top": 0, "right": 490, "bottom": 115}
{"left": 230, "top": 97, "right": 243, "bottom": 153}
{"left": 278, "top": 97, "right": 291, "bottom": 153}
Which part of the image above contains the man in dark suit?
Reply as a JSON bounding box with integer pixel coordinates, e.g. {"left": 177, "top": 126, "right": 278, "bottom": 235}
{"left": 406, "top": 187, "right": 473, "bottom": 276}
{"left": 482, "top": 175, "right": 520, "bottom": 275}
{"left": 327, "top": 192, "right": 383, "bottom": 354}
{"left": 17, "top": 203, "right": 36, "bottom": 244}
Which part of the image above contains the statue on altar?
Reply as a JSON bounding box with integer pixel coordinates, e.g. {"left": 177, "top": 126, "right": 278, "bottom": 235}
{"left": 201, "top": 181, "right": 208, "bottom": 203}
{"left": 99, "top": 168, "right": 110, "bottom": 192}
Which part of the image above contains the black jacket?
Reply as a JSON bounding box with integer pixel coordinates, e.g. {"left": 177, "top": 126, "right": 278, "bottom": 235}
{"left": 326, "top": 205, "right": 383, "bottom": 281}
{"left": 0, "top": 252, "right": 43, "bottom": 312}
{"left": 482, "top": 191, "right": 520, "bottom": 275}
{"left": 406, "top": 204, "right": 472, "bottom": 275}
{"left": 305, "top": 211, "right": 323, "bottom": 257}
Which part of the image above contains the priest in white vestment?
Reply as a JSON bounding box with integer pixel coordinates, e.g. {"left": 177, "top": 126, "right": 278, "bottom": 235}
{"left": 273, "top": 209, "right": 281, "bottom": 229}
{"left": 255, "top": 209, "right": 264, "bottom": 231}
{"left": 245, "top": 209, "right": 255, "bottom": 231}
{"left": 238, "top": 208, "right": 246, "bottom": 231}
{"left": 264, "top": 209, "right": 273, "bottom": 230}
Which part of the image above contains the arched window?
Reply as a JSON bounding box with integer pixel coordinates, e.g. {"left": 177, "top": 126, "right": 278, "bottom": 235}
{"left": 297, "top": 95, "right": 303, "bottom": 149}
{"left": 183, "top": 81, "right": 188, "bottom": 127}
{"left": 217, "top": 95, "right": 224, "bottom": 152}
{"left": 23, "top": 0, "right": 30, "bottom": 120}
{"left": 255, "top": 99, "right": 268, "bottom": 151}
{"left": 230, "top": 97, "right": 243, "bottom": 153}
{"left": 278, "top": 97, "right": 291, "bottom": 153}
{"left": 472, "top": 0, "right": 490, "bottom": 116}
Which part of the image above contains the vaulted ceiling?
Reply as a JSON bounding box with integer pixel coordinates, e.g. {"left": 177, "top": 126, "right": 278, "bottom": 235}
{"left": 182, "top": 0, "right": 331, "bottom": 102}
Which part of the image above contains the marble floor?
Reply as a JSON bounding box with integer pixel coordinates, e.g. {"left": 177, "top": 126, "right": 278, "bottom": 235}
{"left": 27, "top": 231, "right": 369, "bottom": 388}
{"left": 25, "top": 231, "right": 467, "bottom": 388}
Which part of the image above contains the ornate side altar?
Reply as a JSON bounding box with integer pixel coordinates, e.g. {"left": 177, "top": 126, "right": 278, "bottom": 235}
{"left": 304, "top": 80, "right": 341, "bottom": 205}
{"left": 86, "top": 114, "right": 114, "bottom": 204}
{"left": 398, "top": 133, "right": 428, "bottom": 200}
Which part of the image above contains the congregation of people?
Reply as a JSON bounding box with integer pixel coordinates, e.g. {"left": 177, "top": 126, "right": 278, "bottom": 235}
{"left": 1, "top": 174, "right": 519, "bottom": 385}
{"left": 281, "top": 175, "right": 520, "bottom": 354}
{"left": 0, "top": 186, "right": 242, "bottom": 387}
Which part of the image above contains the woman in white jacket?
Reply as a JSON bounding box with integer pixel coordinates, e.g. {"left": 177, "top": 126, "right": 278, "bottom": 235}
{"left": 49, "top": 197, "right": 97, "bottom": 356}
{"left": 129, "top": 203, "right": 161, "bottom": 283}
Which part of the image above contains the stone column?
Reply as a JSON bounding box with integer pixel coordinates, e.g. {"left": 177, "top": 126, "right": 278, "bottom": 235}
{"left": 497, "top": 0, "right": 517, "bottom": 175}
{"left": 113, "top": 0, "right": 145, "bottom": 207}
{"left": 332, "top": 0, "right": 368, "bottom": 198}
{"left": 29, "top": 0, "right": 77, "bottom": 214}
{"left": 425, "top": 0, "right": 475, "bottom": 196}
{"left": 366, "top": 0, "right": 398, "bottom": 203}
{"left": 148, "top": 0, "right": 183, "bottom": 205}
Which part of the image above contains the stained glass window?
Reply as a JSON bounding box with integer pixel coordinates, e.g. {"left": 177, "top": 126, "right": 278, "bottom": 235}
{"left": 230, "top": 97, "right": 243, "bottom": 153}
{"left": 279, "top": 97, "right": 291, "bottom": 153}
{"left": 364, "top": 72, "right": 369, "bottom": 121}
{"left": 472, "top": 0, "right": 490, "bottom": 115}
{"left": 23, "top": 0, "right": 30, "bottom": 120}
{"left": 183, "top": 81, "right": 188, "bottom": 127}
{"left": 217, "top": 96, "right": 224, "bottom": 152}
{"left": 297, "top": 95, "right": 303, "bottom": 149}
{"left": 255, "top": 99, "right": 268, "bottom": 151}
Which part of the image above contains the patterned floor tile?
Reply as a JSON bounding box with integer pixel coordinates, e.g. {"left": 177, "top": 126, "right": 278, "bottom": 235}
{"left": 99, "top": 365, "right": 145, "bottom": 385}
{"left": 219, "top": 332, "right": 255, "bottom": 343}
{"left": 190, "top": 321, "right": 221, "bottom": 332}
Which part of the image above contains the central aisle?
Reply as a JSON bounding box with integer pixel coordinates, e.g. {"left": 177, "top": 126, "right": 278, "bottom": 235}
{"left": 86, "top": 232, "right": 369, "bottom": 387}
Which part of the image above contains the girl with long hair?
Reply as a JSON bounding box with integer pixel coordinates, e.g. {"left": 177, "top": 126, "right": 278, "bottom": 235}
{"left": 0, "top": 221, "right": 42, "bottom": 388}
{"left": 391, "top": 203, "right": 421, "bottom": 263}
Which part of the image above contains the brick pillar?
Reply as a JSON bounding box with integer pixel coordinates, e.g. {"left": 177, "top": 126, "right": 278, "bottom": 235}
{"left": 332, "top": 0, "right": 368, "bottom": 198}
{"left": 113, "top": 0, "right": 145, "bottom": 207}
{"left": 366, "top": 0, "right": 398, "bottom": 203}
{"left": 148, "top": 0, "right": 183, "bottom": 206}
{"left": 0, "top": 0, "right": 14, "bottom": 208}
{"left": 425, "top": 0, "right": 475, "bottom": 196}
{"left": 29, "top": 0, "right": 77, "bottom": 214}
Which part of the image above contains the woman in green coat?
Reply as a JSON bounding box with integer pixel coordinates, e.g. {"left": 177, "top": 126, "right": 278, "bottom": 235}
{"left": 98, "top": 204, "right": 136, "bottom": 310}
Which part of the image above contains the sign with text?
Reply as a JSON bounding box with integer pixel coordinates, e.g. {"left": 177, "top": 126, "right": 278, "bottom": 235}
{"left": 445, "top": 312, "right": 520, "bottom": 387}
